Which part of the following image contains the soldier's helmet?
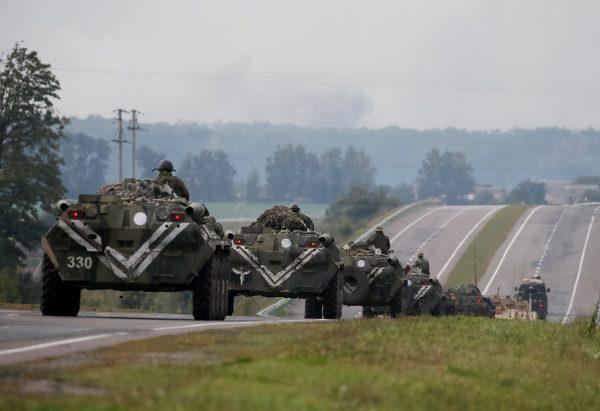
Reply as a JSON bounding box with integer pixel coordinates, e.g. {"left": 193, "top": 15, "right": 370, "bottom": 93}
{"left": 289, "top": 203, "right": 300, "bottom": 212}
{"left": 375, "top": 226, "right": 384, "bottom": 233}
{"left": 418, "top": 251, "right": 424, "bottom": 258}
{"left": 532, "top": 274, "right": 541, "bottom": 280}
{"left": 153, "top": 159, "right": 175, "bottom": 172}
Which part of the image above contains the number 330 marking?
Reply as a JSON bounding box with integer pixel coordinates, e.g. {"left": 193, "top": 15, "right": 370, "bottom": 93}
{"left": 67, "top": 256, "right": 93, "bottom": 269}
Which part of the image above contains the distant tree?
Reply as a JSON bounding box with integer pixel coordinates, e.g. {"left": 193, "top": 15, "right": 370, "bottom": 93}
{"left": 318, "top": 148, "right": 344, "bottom": 201}
{"left": 136, "top": 145, "right": 165, "bottom": 179}
{"left": 0, "top": 44, "right": 65, "bottom": 270}
{"left": 60, "top": 132, "right": 110, "bottom": 196}
{"left": 179, "top": 150, "right": 236, "bottom": 201}
{"left": 509, "top": 180, "right": 547, "bottom": 204}
{"left": 265, "top": 144, "right": 321, "bottom": 201}
{"left": 416, "top": 148, "right": 475, "bottom": 204}
{"left": 473, "top": 190, "right": 495, "bottom": 205}
{"left": 245, "top": 167, "right": 261, "bottom": 202}
{"left": 581, "top": 188, "right": 600, "bottom": 202}
{"left": 573, "top": 175, "right": 600, "bottom": 185}
{"left": 341, "top": 146, "right": 376, "bottom": 190}
{"left": 390, "top": 183, "right": 415, "bottom": 204}
{"left": 326, "top": 185, "right": 398, "bottom": 221}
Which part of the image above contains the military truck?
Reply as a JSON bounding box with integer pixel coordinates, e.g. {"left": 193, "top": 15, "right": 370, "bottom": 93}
{"left": 514, "top": 275, "right": 550, "bottom": 320}
{"left": 228, "top": 218, "right": 343, "bottom": 319}
{"left": 41, "top": 185, "right": 231, "bottom": 321}
{"left": 445, "top": 283, "right": 495, "bottom": 318}
{"left": 340, "top": 242, "right": 410, "bottom": 318}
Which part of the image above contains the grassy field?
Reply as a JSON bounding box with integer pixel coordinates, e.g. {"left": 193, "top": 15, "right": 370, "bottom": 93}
{"left": 2, "top": 316, "right": 599, "bottom": 410}
{"left": 445, "top": 205, "right": 529, "bottom": 289}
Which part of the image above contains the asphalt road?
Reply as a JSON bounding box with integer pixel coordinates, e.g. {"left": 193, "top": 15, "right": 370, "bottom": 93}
{"left": 479, "top": 204, "right": 600, "bottom": 322}
{"left": 0, "top": 310, "right": 307, "bottom": 365}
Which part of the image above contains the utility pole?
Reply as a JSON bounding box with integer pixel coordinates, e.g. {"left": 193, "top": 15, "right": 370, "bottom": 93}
{"left": 113, "top": 108, "right": 129, "bottom": 182}
{"left": 128, "top": 110, "right": 141, "bottom": 179}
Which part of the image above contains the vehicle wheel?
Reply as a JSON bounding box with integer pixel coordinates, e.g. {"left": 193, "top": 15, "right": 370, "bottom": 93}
{"left": 341, "top": 268, "right": 369, "bottom": 305}
{"left": 41, "top": 254, "right": 80, "bottom": 316}
{"left": 227, "top": 293, "right": 235, "bottom": 316}
{"left": 362, "top": 306, "right": 375, "bottom": 318}
{"left": 390, "top": 289, "right": 404, "bottom": 318}
{"left": 193, "top": 251, "right": 230, "bottom": 321}
{"left": 304, "top": 297, "right": 322, "bottom": 319}
{"left": 322, "top": 271, "right": 342, "bottom": 319}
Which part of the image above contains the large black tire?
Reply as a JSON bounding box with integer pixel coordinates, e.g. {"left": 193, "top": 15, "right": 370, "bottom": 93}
{"left": 304, "top": 297, "right": 322, "bottom": 319}
{"left": 362, "top": 306, "right": 375, "bottom": 318}
{"left": 390, "top": 289, "right": 404, "bottom": 318}
{"left": 41, "top": 255, "right": 80, "bottom": 317}
{"left": 193, "top": 252, "right": 230, "bottom": 321}
{"left": 227, "top": 293, "right": 235, "bottom": 316}
{"left": 322, "top": 271, "right": 343, "bottom": 319}
{"left": 341, "top": 268, "right": 370, "bottom": 305}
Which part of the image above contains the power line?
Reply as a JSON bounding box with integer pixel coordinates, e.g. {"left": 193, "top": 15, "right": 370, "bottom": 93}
{"left": 53, "top": 67, "right": 600, "bottom": 93}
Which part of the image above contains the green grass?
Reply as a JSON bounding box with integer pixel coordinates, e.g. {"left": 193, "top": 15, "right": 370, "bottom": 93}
{"left": 2, "top": 317, "right": 599, "bottom": 410}
{"left": 445, "top": 205, "right": 529, "bottom": 289}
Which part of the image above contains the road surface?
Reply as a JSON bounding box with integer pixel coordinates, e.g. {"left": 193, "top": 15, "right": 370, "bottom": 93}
{"left": 0, "top": 310, "right": 307, "bottom": 365}
{"left": 479, "top": 204, "right": 600, "bottom": 322}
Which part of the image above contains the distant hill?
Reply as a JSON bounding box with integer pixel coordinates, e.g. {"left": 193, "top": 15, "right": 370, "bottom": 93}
{"left": 67, "top": 116, "right": 600, "bottom": 188}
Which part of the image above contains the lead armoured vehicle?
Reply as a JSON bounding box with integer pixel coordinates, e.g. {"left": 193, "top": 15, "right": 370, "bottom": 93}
{"left": 228, "top": 206, "right": 343, "bottom": 319}
{"left": 340, "top": 242, "right": 410, "bottom": 318}
{"left": 40, "top": 180, "right": 231, "bottom": 320}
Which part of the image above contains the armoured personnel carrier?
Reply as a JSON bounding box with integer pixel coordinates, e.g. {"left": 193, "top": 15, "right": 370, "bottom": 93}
{"left": 445, "top": 283, "right": 495, "bottom": 318}
{"left": 40, "top": 180, "right": 231, "bottom": 320}
{"left": 400, "top": 267, "right": 450, "bottom": 316}
{"left": 228, "top": 206, "right": 343, "bottom": 319}
{"left": 340, "top": 242, "right": 410, "bottom": 318}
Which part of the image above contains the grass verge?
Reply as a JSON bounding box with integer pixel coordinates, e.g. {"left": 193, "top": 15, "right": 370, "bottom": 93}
{"left": 445, "top": 205, "right": 529, "bottom": 289}
{"left": 2, "top": 316, "right": 599, "bottom": 410}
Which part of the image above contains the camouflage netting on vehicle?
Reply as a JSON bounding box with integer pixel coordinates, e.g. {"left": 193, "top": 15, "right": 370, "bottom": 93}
{"left": 255, "top": 205, "right": 307, "bottom": 231}
{"left": 97, "top": 178, "right": 178, "bottom": 200}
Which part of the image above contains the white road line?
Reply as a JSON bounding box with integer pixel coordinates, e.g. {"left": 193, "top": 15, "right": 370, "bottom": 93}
{"left": 0, "top": 334, "right": 113, "bottom": 356}
{"left": 436, "top": 206, "right": 505, "bottom": 282}
{"left": 390, "top": 207, "right": 441, "bottom": 243}
{"left": 562, "top": 207, "right": 599, "bottom": 324}
{"left": 406, "top": 208, "right": 468, "bottom": 263}
{"left": 482, "top": 205, "right": 544, "bottom": 295}
{"left": 152, "top": 320, "right": 287, "bottom": 331}
{"left": 534, "top": 207, "right": 567, "bottom": 275}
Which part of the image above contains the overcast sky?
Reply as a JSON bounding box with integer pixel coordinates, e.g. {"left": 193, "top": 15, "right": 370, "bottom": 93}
{"left": 2, "top": 0, "right": 599, "bottom": 129}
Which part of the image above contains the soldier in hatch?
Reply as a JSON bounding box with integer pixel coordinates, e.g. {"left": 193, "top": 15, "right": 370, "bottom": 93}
{"left": 365, "top": 226, "right": 391, "bottom": 254}
{"left": 290, "top": 203, "right": 315, "bottom": 231}
{"left": 413, "top": 251, "right": 430, "bottom": 276}
{"left": 152, "top": 159, "right": 190, "bottom": 201}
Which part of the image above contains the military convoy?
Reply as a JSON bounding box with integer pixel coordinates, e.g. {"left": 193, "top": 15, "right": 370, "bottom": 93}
{"left": 40, "top": 162, "right": 550, "bottom": 323}
{"left": 41, "top": 181, "right": 231, "bottom": 321}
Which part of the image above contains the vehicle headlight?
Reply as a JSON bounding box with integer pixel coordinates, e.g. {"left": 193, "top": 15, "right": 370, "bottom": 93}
{"left": 281, "top": 238, "right": 292, "bottom": 249}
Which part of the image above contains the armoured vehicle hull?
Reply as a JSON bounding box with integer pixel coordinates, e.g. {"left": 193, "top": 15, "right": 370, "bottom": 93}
{"left": 400, "top": 270, "right": 449, "bottom": 316}
{"left": 340, "top": 249, "right": 409, "bottom": 317}
{"left": 446, "top": 284, "right": 495, "bottom": 318}
{"left": 228, "top": 226, "right": 343, "bottom": 319}
{"left": 41, "top": 194, "right": 231, "bottom": 320}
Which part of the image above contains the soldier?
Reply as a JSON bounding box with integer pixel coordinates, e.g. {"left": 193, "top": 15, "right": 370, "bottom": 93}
{"left": 152, "top": 159, "right": 190, "bottom": 201}
{"left": 413, "top": 251, "right": 430, "bottom": 276}
{"left": 290, "top": 203, "right": 315, "bottom": 231}
{"left": 365, "top": 226, "right": 391, "bottom": 254}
